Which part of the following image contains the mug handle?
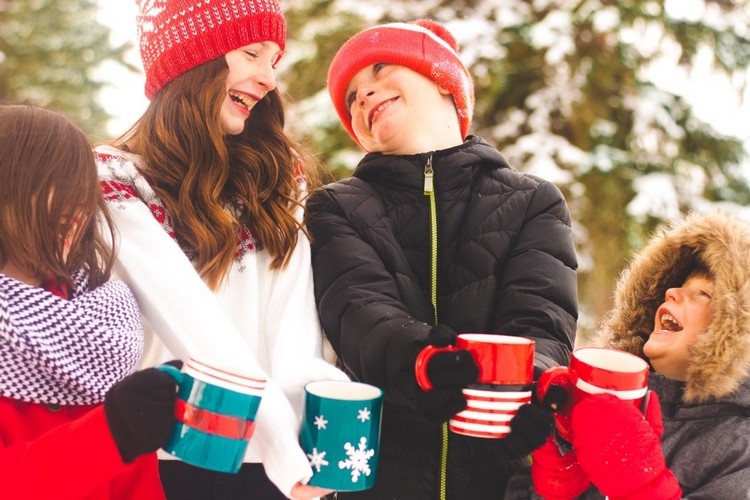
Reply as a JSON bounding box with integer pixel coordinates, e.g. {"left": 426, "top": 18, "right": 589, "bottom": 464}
{"left": 537, "top": 366, "right": 577, "bottom": 441}
{"left": 536, "top": 366, "right": 576, "bottom": 410}
{"left": 157, "top": 363, "right": 185, "bottom": 385}
{"left": 414, "top": 344, "right": 458, "bottom": 391}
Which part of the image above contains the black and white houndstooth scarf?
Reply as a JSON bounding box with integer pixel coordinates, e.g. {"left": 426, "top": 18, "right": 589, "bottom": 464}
{"left": 0, "top": 272, "right": 143, "bottom": 406}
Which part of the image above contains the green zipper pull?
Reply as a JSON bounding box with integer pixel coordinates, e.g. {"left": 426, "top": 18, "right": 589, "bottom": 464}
{"left": 423, "top": 154, "right": 434, "bottom": 195}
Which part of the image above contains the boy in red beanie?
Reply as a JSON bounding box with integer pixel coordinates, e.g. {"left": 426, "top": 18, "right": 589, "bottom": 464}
{"left": 308, "top": 19, "right": 578, "bottom": 499}
{"left": 514, "top": 212, "right": 750, "bottom": 499}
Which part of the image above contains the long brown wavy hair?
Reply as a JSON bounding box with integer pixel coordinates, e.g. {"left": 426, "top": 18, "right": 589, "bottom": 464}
{"left": 115, "top": 57, "right": 322, "bottom": 289}
{"left": 0, "top": 104, "right": 116, "bottom": 289}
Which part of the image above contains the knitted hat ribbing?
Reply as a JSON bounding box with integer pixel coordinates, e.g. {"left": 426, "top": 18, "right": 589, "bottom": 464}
{"left": 327, "top": 19, "right": 475, "bottom": 146}
{"left": 136, "top": 0, "right": 286, "bottom": 99}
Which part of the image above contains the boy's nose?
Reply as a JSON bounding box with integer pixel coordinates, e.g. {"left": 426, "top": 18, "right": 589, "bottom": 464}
{"left": 357, "top": 89, "right": 375, "bottom": 107}
{"left": 665, "top": 287, "right": 681, "bottom": 302}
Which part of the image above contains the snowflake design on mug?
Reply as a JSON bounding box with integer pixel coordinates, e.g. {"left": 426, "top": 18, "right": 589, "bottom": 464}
{"left": 357, "top": 407, "right": 371, "bottom": 422}
{"left": 313, "top": 415, "right": 328, "bottom": 430}
{"left": 307, "top": 448, "right": 329, "bottom": 473}
{"left": 338, "top": 437, "right": 375, "bottom": 483}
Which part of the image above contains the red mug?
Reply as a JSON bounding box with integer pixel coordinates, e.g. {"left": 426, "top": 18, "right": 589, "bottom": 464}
{"left": 537, "top": 346, "right": 649, "bottom": 440}
{"left": 415, "top": 333, "right": 535, "bottom": 438}
{"left": 415, "top": 333, "right": 535, "bottom": 390}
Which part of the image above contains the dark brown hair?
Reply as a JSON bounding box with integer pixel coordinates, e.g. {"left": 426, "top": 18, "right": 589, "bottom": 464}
{"left": 116, "top": 56, "right": 321, "bottom": 289}
{"left": 0, "top": 104, "right": 116, "bottom": 289}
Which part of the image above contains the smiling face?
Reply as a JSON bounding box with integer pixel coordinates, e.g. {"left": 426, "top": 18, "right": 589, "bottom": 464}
{"left": 345, "top": 63, "right": 462, "bottom": 154}
{"left": 644, "top": 272, "right": 715, "bottom": 380}
{"left": 221, "top": 42, "right": 282, "bottom": 136}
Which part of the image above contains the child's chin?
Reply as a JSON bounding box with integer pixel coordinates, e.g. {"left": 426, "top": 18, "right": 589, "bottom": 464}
{"left": 642, "top": 336, "right": 663, "bottom": 357}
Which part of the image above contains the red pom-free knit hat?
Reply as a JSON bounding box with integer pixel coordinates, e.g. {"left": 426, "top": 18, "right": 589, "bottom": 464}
{"left": 327, "top": 19, "right": 475, "bottom": 146}
{"left": 136, "top": 0, "right": 286, "bottom": 99}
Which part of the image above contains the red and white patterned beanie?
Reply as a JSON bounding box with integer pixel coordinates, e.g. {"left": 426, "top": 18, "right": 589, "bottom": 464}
{"left": 327, "top": 19, "right": 475, "bottom": 147}
{"left": 136, "top": 0, "right": 286, "bottom": 99}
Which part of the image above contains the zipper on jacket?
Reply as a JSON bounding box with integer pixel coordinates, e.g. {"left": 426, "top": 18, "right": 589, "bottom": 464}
{"left": 423, "top": 154, "right": 438, "bottom": 315}
{"left": 424, "top": 153, "right": 448, "bottom": 500}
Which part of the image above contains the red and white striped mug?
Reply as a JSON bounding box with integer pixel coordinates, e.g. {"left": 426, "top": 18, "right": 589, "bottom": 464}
{"left": 537, "top": 346, "right": 649, "bottom": 441}
{"left": 415, "top": 333, "right": 535, "bottom": 438}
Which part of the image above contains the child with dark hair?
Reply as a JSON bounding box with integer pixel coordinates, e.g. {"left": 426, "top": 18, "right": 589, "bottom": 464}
{"left": 0, "top": 104, "right": 177, "bottom": 498}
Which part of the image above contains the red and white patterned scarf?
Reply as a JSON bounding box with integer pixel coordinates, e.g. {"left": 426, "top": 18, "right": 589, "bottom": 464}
{"left": 0, "top": 272, "right": 143, "bottom": 405}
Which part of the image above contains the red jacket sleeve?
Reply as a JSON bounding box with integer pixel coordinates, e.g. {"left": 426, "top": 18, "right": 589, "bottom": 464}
{"left": 0, "top": 405, "right": 164, "bottom": 499}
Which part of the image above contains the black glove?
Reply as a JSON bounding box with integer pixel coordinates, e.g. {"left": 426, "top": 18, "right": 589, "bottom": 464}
{"left": 424, "top": 324, "right": 456, "bottom": 348}
{"left": 541, "top": 383, "right": 569, "bottom": 412}
{"left": 163, "top": 359, "right": 184, "bottom": 370}
{"left": 493, "top": 383, "right": 568, "bottom": 460}
{"left": 104, "top": 366, "right": 178, "bottom": 463}
{"left": 414, "top": 325, "right": 479, "bottom": 424}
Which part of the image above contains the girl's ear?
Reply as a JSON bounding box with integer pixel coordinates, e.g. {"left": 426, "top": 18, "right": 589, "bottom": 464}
{"left": 438, "top": 85, "right": 451, "bottom": 96}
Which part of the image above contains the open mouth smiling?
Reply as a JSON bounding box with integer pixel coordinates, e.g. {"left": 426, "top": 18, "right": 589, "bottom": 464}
{"left": 229, "top": 90, "right": 258, "bottom": 111}
{"left": 369, "top": 98, "right": 397, "bottom": 129}
{"left": 658, "top": 312, "right": 683, "bottom": 332}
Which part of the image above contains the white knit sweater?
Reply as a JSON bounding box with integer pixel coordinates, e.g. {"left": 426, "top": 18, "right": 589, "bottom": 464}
{"left": 95, "top": 145, "right": 348, "bottom": 498}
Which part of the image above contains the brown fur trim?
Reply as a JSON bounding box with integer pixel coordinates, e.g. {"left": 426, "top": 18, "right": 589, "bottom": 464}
{"left": 594, "top": 212, "right": 750, "bottom": 403}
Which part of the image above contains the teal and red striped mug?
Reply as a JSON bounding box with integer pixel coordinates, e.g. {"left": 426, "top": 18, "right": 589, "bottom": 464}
{"left": 157, "top": 358, "right": 265, "bottom": 473}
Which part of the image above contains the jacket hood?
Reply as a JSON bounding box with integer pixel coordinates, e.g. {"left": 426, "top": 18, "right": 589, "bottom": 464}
{"left": 596, "top": 211, "right": 750, "bottom": 404}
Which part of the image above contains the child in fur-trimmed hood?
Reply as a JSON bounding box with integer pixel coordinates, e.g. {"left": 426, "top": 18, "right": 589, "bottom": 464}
{"left": 513, "top": 211, "right": 750, "bottom": 499}
{"left": 599, "top": 211, "right": 750, "bottom": 405}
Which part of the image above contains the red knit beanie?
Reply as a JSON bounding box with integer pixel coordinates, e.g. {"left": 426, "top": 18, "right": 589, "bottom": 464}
{"left": 327, "top": 19, "right": 475, "bottom": 146}
{"left": 136, "top": 0, "right": 286, "bottom": 99}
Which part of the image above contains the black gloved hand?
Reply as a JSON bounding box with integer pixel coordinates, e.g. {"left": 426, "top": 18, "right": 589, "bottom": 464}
{"left": 494, "top": 401, "right": 555, "bottom": 461}
{"left": 541, "top": 383, "right": 569, "bottom": 412}
{"left": 425, "top": 324, "right": 456, "bottom": 348}
{"left": 104, "top": 366, "right": 178, "bottom": 463}
{"left": 414, "top": 325, "right": 479, "bottom": 424}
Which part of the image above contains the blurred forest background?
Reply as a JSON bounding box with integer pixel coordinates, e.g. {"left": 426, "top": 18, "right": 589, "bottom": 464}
{"left": 2, "top": 0, "right": 749, "bottom": 343}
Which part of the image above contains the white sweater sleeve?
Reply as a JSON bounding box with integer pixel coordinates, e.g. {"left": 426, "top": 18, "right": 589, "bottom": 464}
{"left": 98, "top": 154, "right": 314, "bottom": 498}
{"left": 260, "top": 225, "right": 350, "bottom": 417}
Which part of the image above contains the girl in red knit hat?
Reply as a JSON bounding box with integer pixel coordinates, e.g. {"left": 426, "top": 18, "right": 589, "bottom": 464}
{"left": 96, "top": 0, "right": 348, "bottom": 499}
{"left": 308, "top": 19, "right": 578, "bottom": 500}
{"left": 0, "top": 104, "right": 181, "bottom": 498}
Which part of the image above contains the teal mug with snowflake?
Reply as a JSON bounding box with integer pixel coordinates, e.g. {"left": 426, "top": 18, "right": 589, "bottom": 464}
{"left": 299, "top": 380, "right": 384, "bottom": 491}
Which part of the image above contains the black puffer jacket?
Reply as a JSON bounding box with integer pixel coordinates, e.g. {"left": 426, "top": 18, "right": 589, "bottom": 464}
{"left": 308, "top": 137, "right": 578, "bottom": 499}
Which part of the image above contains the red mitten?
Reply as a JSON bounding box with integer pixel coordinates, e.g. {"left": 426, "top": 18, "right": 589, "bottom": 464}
{"left": 531, "top": 436, "right": 591, "bottom": 500}
{"left": 641, "top": 390, "right": 663, "bottom": 437}
{"left": 569, "top": 393, "right": 682, "bottom": 500}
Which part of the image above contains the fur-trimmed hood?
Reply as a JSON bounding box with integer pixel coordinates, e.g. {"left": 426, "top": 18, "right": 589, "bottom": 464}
{"left": 596, "top": 211, "right": 750, "bottom": 404}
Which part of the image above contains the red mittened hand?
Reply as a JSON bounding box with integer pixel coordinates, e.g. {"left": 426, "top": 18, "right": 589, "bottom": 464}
{"left": 569, "top": 392, "right": 682, "bottom": 500}
{"left": 531, "top": 436, "right": 591, "bottom": 500}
